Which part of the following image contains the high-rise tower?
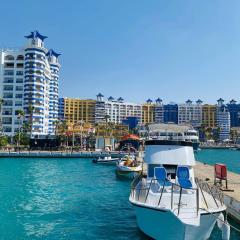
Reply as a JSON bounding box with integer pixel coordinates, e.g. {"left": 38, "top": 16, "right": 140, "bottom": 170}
{"left": 0, "top": 31, "right": 61, "bottom": 138}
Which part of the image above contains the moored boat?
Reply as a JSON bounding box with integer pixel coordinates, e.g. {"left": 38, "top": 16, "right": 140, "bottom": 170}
{"left": 116, "top": 157, "right": 142, "bottom": 178}
{"left": 184, "top": 129, "right": 200, "bottom": 151}
{"left": 92, "top": 156, "right": 120, "bottom": 164}
{"left": 129, "top": 139, "right": 229, "bottom": 240}
{"left": 148, "top": 124, "right": 200, "bottom": 151}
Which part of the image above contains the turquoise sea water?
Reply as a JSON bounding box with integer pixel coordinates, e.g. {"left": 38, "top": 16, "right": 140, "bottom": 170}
{"left": 196, "top": 149, "right": 240, "bottom": 174}
{"left": 0, "top": 156, "right": 239, "bottom": 240}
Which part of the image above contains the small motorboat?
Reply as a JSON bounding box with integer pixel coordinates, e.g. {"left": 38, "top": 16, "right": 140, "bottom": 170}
{"left": 92, "top": 156, "right": 120, "bottom": 165}
{"left": 116, "top": 157, "right": 142, "bottom": 177}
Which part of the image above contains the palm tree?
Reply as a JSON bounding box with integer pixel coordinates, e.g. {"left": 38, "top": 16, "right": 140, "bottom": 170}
{"left": 104, "top": 115, "right": 110, "bottom": 123}
{"left": 28, "top": 105, "right": 34, "bottom": 138}
{"left": 103, "top": 115, "right": 111, "bottom": 137}
{"left": 16, "top": 109, "right": 25, "bottom": 148}
{"left": 107, "top": 122, "right": 115, "bottom": 138}
{"left": 0, "top": 98, "right": 4, "bottom": 136}
{"left": 53, "top": 120, "right": 60, "bottom": 136}
{"left": 0, "top": 98, "right": 4, "bottom": 113}
{"left": 53, "top": 120, "right": 67, "bottom": 147}
{"left": 77, "top": 120, "right": 85, "bottom": 149}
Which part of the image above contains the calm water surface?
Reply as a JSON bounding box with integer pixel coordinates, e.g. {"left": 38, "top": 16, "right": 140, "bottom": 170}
{"left": 0, "top": 155, "right": 239, "bottom": 240}
{"left": 196, "top": 149, "right": 240, "bottom": 174}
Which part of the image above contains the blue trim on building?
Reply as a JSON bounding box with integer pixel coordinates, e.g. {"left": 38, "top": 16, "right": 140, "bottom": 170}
{"left": 25, "top": 31, "right": 48, "bottom": 41}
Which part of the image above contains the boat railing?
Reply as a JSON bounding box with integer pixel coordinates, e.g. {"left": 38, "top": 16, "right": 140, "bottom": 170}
{"left": 195, "top": 178, "right": 224, "bottom": 208}
{"left": 130, "top": 175, "right": 224, "bottom": 217}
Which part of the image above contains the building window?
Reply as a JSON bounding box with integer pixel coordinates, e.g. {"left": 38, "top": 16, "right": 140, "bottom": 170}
{"left": 3, "top": 127, "right": 12, "bottom": 132}
{"left": 37, "top": 54, "right": 43, "bottom": 59}
{"left": 4, "top": 62, "right": 14, "bottom": 68}
{"left": 4, "top": 70, "right": 14, "bottom": 75}
{"left": 2, "top": 117, "right": 12, "bottom": 124}
{"left": 2, "top": 109, "right": 12, "bottom": 115}
{"left": 3, "top": 93, "right": 13, "bottom": 98}
{"left": 15, "top": 86, "right": 23, "bottom": 91}
{"left": 17, "top": 55, "right": 24, "bottom": 60}
{"left": 4, "top": 55, "right": 14, "bottom": 60}
{"left": 15, "top": 94, "right": 23, "bottom": 99}
{"left": 15, "top": 101, "right": 22, "bottom": 106}
{"left": 16, "top": 63, "right": 24, "bottom": 68}
{"left": 3, "top": 85, "right": 13, "bottom": 91}
{"left": 26, "top": 53, "right": 35, "bottom": 59}
{"left": 16, "top": 78, "right": 23, "bottom": 83}
{"left": 3, "top": 100, "right": 12, "bottom": 106}
{"left": 3, "top": 78, "right": 14, "bottom": 83}
{"left": 16, "top": 71, "right": 23, "bottom": 76}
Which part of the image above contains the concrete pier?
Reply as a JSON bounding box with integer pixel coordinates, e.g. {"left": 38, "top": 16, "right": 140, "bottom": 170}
{"left": 194, "top": 162, "right": 240, "bottom": 222}
{"left": 0, "top": 151, "right": 125, "bottom": 158}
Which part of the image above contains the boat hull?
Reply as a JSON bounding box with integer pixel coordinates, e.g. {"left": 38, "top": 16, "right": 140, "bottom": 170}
{"left": 116, "top": 163, "right": 142, "bottom": 178}
{"left": 132, "top": 203, "right": 220, "bottom": 240}
{"left": 192, "top": 142, "right": 200, "bottom": 151}
{"left": 92, "top": 158, "right": 120, "bottom": 165}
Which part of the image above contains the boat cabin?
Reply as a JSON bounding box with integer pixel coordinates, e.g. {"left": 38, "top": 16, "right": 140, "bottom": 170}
{"left": 144, "top": 140, "right": 196, "bottom": 188}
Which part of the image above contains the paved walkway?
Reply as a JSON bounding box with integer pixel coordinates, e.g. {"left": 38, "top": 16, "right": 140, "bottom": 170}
{"left": 194, "top": 161, "right": 240, "bottom": 200}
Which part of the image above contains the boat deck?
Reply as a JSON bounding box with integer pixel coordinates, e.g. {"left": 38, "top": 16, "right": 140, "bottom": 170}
{"left": 137, "top": 155, "right": 240, "bottom": 222}
{"left": 130, "top": 177, "right": 224, "bottom": 226}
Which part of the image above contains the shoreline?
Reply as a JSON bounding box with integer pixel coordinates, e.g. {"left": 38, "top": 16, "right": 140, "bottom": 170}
{"left": 200, "top": 146, "right": 239, "bottom": 149}
{"left": 0, "top": 151, "right": 126, "bottom": 158}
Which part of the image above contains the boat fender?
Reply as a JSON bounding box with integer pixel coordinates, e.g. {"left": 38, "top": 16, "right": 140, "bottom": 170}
{"left": 221, "top": 221, "right": 230, "bottom": 240}
{"left": 217, "top": 213, "right": 224, "bottom": 229}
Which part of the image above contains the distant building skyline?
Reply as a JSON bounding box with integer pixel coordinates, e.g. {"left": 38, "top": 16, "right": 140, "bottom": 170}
{"left": 59, "top": 94, "right": 240, "bottom": 141}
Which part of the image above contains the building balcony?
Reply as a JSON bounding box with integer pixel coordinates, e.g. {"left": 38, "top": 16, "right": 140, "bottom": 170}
{"left": 2, "top": 112, "right": 12, "bottom": 116}
{"left": 3, "top": 121, "right": 12, "bottom": 125}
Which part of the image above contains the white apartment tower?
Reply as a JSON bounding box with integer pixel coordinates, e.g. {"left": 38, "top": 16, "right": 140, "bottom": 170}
{"left": 154, "top": 98, "right": 164, "bottom": 123}
{"left": 95, "top": 93, "right": 142, "bottom": 124}
{"left": 0, "top": 31, "right": 60, "bottom": 137}
{"left": 178, "top": 99, "right": 203, "bottom": 127}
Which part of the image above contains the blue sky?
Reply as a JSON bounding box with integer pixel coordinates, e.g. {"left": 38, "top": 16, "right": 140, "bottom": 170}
{"left": 1, "top": 0, "right": 240, "bottom": 104}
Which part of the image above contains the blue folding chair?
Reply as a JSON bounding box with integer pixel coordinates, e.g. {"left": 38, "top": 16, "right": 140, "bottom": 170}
{"left": 154, "top": 167, "right": 171, "bottom": 186}
{"left": 176, "top": 166, "right": 192, "bottom": 189}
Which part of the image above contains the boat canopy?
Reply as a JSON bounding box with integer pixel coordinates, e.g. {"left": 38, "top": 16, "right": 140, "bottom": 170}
{"left": 144, "top": 140, "right": 195, "bottom": 166}
{"left": 121, "top": 134, "right": 140, "bottom": 141}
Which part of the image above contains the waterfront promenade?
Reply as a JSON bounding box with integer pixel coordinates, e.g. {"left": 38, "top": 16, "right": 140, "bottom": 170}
{"left": 194, "top": 161, "right": 240, "bottom": 222}
{"left": 0, "top": 151, "right": 125, "bottom": 158}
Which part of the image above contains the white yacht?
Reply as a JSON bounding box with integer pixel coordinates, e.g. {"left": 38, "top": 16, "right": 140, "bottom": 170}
{"left": 148, "top": 124, "right": 200, "bottom": 150}
{"left": 184, "top": 129, "right": 200, "bottom": 150}
{"left": 129, "top": 140, "right": 228, "bottom": 240}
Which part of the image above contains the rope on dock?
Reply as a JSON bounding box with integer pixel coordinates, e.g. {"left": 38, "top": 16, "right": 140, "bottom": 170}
{"left": 200, "top": 208, "right": 240, "bottom": 233}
